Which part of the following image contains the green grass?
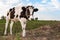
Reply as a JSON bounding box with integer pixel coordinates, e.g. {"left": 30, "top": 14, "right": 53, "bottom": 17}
{"left": 0, "top": 19, "right": 60, "bottom": 36}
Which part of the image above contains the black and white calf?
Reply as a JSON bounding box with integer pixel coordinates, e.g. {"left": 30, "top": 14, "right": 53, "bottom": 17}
{"left": 4, "top": 6, "right": 38, "bottom": 37}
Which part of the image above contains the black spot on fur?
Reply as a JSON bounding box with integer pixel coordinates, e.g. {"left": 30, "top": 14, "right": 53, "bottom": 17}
{"left": 26, "top": 9, "right": 30, "bottom": 18}
{"left": 20, "top": 6, "right": 29, "bottom": 19}
{"left": 10, "top": 7, "right": 15, "bottom": 19}
{"left": 16, "top": 15, "right": 18, "bottom": 18}
{"left": 26, "top": 6, "right": 30, "bottom": 8}
{"left": 22, "top": 7, "right": 26, "bottom": 11}
{"left": 7, "top": 13, "right": 9, "bottom": 16}
{"left": 20, "top": 10, "right": 28, "bottom": 19}
{"left": 26, "top": 6, "right": 34, "bottom": 18}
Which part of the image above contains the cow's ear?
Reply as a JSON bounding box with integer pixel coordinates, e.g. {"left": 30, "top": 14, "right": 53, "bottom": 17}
{"left": 34, "top": 8, "right": 38, "bottom": 12}
{"left": 22, "top": 6, "right": 26, "bottom": 11}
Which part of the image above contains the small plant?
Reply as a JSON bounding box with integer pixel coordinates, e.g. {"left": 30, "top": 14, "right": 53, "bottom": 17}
{"left": 15, "top": 33, "right": 21, "bottom": 40}
{"left": 1, "top": 16, "right": 5, "bottom": 20}
{"left": 35, "top": 17, "right": 38, "bottom": 20}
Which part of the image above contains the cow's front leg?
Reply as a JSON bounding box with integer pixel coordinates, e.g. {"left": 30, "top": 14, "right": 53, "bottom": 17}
{"left": 4, "top": 19, "right": 9, "bottom": 35}
{"left": 22, "top": 22, "right": 26, "bottom": 37}
{"left": 10, "top": 21, "right": 14, "bottom": 35}
{"left": 20, "top": 18, "right": 27, "bottom": 37}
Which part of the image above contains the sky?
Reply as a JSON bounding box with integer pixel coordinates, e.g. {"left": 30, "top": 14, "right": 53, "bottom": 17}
{"left": 0, "top": 0, "right": 60, "bottom": 20}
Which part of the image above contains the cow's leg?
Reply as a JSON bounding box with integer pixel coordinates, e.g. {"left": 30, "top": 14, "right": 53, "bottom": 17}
{"left": 4, "top": 19, "right": 9, "bottom": 35}
{"left": 10, "top": 21, "right": 14, "bottom": 35}
{"left": 19, "top": 18, "right": 27, "bottom": 37}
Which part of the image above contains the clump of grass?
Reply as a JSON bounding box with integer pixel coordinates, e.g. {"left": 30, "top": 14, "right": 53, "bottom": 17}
{"left": 0, "top": 19, "right": 60, "bottom": 36}
{"left": 15, "top": 33, "right": 21, "bottom": 40}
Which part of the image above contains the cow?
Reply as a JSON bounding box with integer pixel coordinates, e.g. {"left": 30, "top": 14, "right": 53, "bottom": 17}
{"left": 4, "top": 5, "right": 38, "bottom": 37}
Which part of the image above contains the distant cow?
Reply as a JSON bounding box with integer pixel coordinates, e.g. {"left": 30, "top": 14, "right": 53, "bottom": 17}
{"left": 4, "top": 5, "right": 38, "bottom": 37}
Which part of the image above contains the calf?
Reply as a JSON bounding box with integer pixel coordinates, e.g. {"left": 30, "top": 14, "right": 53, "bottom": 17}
{"left": 4, "top": 5, "right": 38, "bottom": 37}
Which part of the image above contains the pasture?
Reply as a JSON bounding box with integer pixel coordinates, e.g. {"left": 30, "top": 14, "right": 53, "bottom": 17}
{"left": 0, "top": 19, "right": 60, "bottom": 40}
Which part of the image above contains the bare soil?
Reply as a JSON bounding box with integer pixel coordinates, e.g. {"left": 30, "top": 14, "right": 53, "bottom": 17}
{"left": 0, "top": 25, "right": 60, "bottom": 40}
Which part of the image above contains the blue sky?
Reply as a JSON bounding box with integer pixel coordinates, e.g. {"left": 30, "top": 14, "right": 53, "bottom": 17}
{"left": 0, "top": 0, "right": 60, "bottom": 20}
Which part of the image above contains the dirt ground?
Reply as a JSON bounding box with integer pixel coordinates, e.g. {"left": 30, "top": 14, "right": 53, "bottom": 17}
{"left": 0, "top": 25, "right": 60, "bottom": 40}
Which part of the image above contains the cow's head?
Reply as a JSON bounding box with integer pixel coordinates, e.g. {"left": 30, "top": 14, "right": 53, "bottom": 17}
{"left": 26, "top": 6, "right": 38, "bottom": 20}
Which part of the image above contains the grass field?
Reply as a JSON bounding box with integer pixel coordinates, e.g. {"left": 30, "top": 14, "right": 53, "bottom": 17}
{"left": 0, "top": 19, "right": 60, "bottom": 40}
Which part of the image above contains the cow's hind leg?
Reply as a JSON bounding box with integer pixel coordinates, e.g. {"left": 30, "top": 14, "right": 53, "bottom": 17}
{"left": 4, "top": 19, "right": 9, "bottom": 35}
{"left": 20, "top": 18, "right": 27, "bottom": 37}
{"left": 10, "top": 20, "right": 14, "bottom": 35}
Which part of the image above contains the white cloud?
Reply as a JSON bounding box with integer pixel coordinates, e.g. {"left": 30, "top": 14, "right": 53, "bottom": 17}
{"left": 0, "top": 0, "right": 60, "bottom": 20}
{"left": 0, "top": 0, "right": 2, "bottom": 1}
{"left": 0, "top": 0, "right": 21, "bottom": 17}
{"left": 34, "top": 3, "right": 52, "bottom": 12}
{"left": 5, "top": 0, "right": 20, "bottom": 5}
{"left": 34, "top": 0, "right": 60, "bottom": 12}
{"left": 33, "top": 3, "right": 46, "bottom": 12}
{"left": 41, "top": 0, "right": 47, "bottom": 3}
{"left": 34, "top": 12, "right": 53, "bottom": 20}
{"left": 27, "top": 2, "right": 33, "bottom": 6}
{"left": 26, "top": 0, "right": 29, "bottom": 1}
{"left": 51, "top": 0, "right": 60, "bottom": 8}
{"left": 33, "top": 1, "right": 60, "bottom": 20}
{"left": 0, "top": 1, "right": 8, "bottom": 16}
